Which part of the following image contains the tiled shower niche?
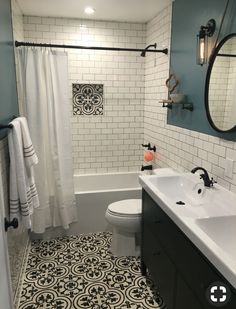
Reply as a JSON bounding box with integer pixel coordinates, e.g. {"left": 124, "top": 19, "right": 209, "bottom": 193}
{"left": 73, "top": 84, "right": 104, "bottom": 116}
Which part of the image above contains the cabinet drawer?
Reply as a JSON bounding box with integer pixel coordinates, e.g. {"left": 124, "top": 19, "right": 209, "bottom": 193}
{"left": 143, "top": 227, "right": 176, "bottom": 309}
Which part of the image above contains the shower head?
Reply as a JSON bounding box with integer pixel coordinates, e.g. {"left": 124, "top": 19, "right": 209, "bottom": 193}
{"left": 141, "top": 43, "right": 157, "bottom": 57}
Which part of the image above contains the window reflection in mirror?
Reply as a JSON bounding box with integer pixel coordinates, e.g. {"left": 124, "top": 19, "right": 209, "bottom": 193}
{"left": 206, "top": 34, "right": 236, "bottom": 132}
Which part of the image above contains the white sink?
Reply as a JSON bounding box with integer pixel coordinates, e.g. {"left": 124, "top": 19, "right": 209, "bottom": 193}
{"left": 195, "top": 216, "right": 236, "bottom": 258}
{"left": 149, "top": 173, "right": 208, "bottom": 205}
{"left": 141, "top": 173, "right": 236, "bottom": 219}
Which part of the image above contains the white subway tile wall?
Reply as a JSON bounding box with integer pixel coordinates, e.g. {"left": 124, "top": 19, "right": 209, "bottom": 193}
{"left": 144, "top": 4, "right": 236, "bottom": 193}
{"left": 10, "top": 2, "right": 236, "bottom": 191}
{"left": 23, "top": 16, "right": 146, "bottom": 174}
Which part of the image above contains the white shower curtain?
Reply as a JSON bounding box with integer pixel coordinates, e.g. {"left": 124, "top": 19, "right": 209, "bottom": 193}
{"left": 17, "top": 47, "right": 77, "bottom": 233}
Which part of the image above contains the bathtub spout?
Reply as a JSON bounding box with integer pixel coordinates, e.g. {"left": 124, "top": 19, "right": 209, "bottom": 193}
{"left": 141, "top": 165, "right": 152, "bottom": 171}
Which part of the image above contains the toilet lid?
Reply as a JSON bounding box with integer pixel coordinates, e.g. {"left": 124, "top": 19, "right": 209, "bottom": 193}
{"left": 108, "top": 199, "right": 142, "bottom": 215}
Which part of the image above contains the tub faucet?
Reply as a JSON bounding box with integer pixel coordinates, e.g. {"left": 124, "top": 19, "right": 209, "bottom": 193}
{"left": 191, "top": 167, "right": 216, "bottom": 187}
{"left": 141, "top": 165, "right": 152, "bottom": 171}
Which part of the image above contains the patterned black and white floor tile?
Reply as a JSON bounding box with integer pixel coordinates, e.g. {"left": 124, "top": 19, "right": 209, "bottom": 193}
{"left": 18, "top": 232, "right": 165, "bottom": 309}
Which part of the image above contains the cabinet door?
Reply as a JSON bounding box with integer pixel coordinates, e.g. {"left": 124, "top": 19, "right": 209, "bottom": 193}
{"left": 146, "top": 201, "right": 236, "bottom": 308}
{"left": 175, "top": 275, "right": 203, "bottom": 309}
{"left": 142, "top": 189, "right": 164, "bottom": 239}
{"left": 142, "top": 191, "right": 236, "bottom": 309}
{"left": 143, "top": 227, "right": 176, "bottom": 309}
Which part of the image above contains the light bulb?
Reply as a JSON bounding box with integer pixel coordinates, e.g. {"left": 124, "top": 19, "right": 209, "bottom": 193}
{"left": 84, "top": 7, "right": 95, "bottom": 15}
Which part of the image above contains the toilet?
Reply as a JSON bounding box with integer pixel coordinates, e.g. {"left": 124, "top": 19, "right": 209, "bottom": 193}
{"left": 105, "top": 199, "right": 141, "bottom": 257}
{"left": 105, "top": 168, "right": 176, "bottom": 257}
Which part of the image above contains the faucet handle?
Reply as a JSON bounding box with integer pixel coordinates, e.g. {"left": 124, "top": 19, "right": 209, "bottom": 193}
{"left": 211, "top": 177, "right": 217, "bottom": 186}
{"left": 199, "top": 173, "right": 205, "bottom": 180}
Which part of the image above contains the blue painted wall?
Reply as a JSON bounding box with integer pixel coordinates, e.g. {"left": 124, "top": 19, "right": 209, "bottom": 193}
{"left": 0, "top": 0, "right": 18, "bottom": 139}
{"left": 168, "top": 0, "right": 236, "bottom": 141}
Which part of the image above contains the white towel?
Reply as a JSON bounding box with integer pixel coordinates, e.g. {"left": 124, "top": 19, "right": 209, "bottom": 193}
{"left": 8, "top": 118, "right": 39, "bottom": 229}
{"left": 17, "top": 117, "right": 38, "bottom": 167}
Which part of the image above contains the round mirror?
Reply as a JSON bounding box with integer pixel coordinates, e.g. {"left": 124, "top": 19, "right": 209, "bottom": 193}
{"left": 205, "top": 33, "right": 236, "bottom": 132}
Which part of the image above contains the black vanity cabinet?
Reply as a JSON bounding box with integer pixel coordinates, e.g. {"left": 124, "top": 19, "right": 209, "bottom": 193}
{"left": 141, "top": 190, "right": 236, "bottom": 309}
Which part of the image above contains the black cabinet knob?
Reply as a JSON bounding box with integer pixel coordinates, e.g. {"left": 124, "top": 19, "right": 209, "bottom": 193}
{"left": 4, "top": 218, "right": 19, "bottom": 232}
{"left": 154, "top": 220, "right": 162, "bottom": 224}
{"left": 153, "top": 251, "right": 161, "bottom": 256}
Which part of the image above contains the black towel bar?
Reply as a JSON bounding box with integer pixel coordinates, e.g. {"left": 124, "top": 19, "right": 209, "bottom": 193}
{"left": 0, "top": 123, "right": 13, "bottom": 130}
{"left": 0, "top": 116, "right": 17, "bottom": 130}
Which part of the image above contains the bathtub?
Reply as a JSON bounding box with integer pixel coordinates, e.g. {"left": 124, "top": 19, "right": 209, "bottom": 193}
{"left": 73, "top": 172, "right": 142, "bottom": 234}
{"left": 31, "top": 172, "right": 142, "bottom": 239}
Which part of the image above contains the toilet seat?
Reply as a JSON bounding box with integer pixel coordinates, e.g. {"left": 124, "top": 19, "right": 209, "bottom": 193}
{"left": 107, "top": 199, "right": 142, "bottom": 216}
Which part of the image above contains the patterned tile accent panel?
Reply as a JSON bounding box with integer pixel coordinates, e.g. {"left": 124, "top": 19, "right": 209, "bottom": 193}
{"left": 18, "top": 232, "right": 165, "bottom": 309}
{"left": 73, "top": 84, "right": 104, "bottom": 115}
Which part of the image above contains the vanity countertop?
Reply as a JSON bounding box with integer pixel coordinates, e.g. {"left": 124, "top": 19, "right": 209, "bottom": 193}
{"left": 139, "top": 172, "right": 236, "bottom": 289}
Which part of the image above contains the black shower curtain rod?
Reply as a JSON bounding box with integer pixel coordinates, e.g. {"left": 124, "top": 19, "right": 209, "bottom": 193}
{"left": 217, "top": 53, "right": 236, "bottom": 58}
{"left": 15, "top": 41, "right": 168, "bottom": 55}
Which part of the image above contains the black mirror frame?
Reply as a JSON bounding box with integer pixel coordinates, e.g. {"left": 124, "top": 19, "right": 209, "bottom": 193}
{"left": 205, "top": 33, "right": 236, "bottom": 133}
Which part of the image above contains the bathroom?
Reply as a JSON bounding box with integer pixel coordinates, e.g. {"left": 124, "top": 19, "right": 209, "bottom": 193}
{"left": 0, "top": 0, "right": 236, "bottom": 308}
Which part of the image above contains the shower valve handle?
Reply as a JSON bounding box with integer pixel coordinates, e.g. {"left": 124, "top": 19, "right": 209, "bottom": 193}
{"left": 142, "top": 143, "right": 151, "bottom": 148}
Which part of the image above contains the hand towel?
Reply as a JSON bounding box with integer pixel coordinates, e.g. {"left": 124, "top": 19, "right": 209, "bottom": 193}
{"left": 8, "top": 118, "right": 39, "bottom": 229}
{"left": 17, "top": 117, "right": 40, "bottom": 212}
{"left": 17, "top": 117, "right": 38, "bottom": 167}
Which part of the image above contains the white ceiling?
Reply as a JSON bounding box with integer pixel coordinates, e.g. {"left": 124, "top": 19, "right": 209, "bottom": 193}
{"left": 17, "top": 0, "right": 173, "bottom": 23}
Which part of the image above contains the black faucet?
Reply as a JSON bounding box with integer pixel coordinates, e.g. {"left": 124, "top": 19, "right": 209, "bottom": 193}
{"left": 141, "top": 165, "right": 153, "bottom": 171}
{"left": 191, "top": 167, "right": 216, "bottom": 187}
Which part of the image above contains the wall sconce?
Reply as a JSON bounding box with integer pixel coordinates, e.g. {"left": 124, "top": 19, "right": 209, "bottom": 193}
{"left": 197, "top": 19, "right": 216, "bottom": 65}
